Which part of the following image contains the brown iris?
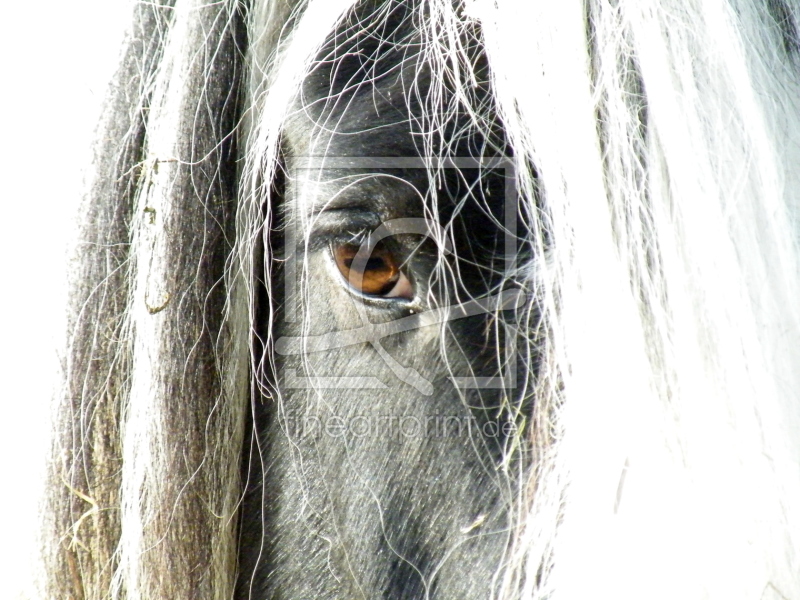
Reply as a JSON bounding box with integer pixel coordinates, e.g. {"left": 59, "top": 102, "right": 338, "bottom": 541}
{"left": 333, "top": 242, "right": 403, "bottom": 296}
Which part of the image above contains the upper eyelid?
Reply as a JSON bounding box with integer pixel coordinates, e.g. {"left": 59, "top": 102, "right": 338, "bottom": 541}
{"left": 306, "top": 228, "right": 372, "bottom": 253}
{"left": 304, "top": 208, "right": 382, "bottom": 251}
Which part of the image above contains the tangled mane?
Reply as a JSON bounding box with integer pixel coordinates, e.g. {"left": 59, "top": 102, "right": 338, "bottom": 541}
{"left": 40, "top": 0, "right": 800, "bottom": 599}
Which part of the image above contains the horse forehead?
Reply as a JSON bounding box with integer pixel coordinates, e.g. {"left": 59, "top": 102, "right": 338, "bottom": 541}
{"left": 289, "top": 79, "right": 415, "bottom": 148}
{"left": 291, "top": 28, "right": 424, "bottom": 144}
{"left": 285, "top": 87, "right": 422, "bottom": 218}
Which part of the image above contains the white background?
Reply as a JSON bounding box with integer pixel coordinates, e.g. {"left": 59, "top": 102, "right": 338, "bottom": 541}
{"left": 0, "top": 2, "right": 132, "bottom": 596}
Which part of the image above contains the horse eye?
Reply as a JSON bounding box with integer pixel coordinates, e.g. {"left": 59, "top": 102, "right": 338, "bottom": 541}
{"left": 332, "top": 242, "right": 413, "bottom": 299}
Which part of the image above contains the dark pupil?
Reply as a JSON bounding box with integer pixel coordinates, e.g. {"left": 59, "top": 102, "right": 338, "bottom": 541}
{"left": 344, "top": 256, "right": 386, "bottom": 272}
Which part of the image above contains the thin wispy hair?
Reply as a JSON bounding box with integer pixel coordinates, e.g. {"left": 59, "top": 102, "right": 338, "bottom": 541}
{"left": 39, "top": 0, "right": 800, "bottom": 599}
{"left": 41, "top": 1, "right": 248, "bottom": 599}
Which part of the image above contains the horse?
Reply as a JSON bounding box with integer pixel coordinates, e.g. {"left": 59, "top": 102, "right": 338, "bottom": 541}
{"left": 39, "top": 0, "right": 800, "bottom": 599}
